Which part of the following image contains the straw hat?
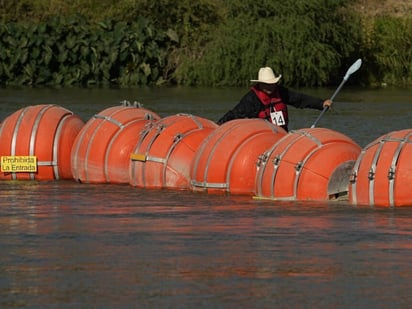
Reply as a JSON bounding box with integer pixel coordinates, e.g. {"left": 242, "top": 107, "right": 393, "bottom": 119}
{"left": 250, "top": 67, "right": 282, "bottom": 84}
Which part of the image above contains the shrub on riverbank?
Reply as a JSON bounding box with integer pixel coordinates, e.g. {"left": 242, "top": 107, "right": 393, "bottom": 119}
{"left": 0, "top": 0, "right": 411, "bottom": 87}
{"left": 0, "top": 15, "right": 178, "bottom": 86}
{"left": 360, "top": 16, "right": 412, "bottom": 86}
{"left": 171, "top": 0, "right": 359, "bottom": 87}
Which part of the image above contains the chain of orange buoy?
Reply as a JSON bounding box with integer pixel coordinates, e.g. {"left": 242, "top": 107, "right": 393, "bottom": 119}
{"left": 0, "top": 103, "right": 411, "bottom": 207}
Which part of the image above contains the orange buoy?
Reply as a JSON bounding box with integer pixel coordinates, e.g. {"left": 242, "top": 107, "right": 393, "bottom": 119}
{"left": 190, "top": 119, "right": 287, "bottom": 194}
{"left": 349, "top": 129, "right": 412, "bottom": 207}
{"left": 0, "top": 104, "right": 84, "bottom": 180}
{"left": 255, "top": 128, "right": 361, "bottom": 201}
{"left": 129, "top": 113, "right": 217, "bottom": 189}
{"left": 71, "top": 105, "right": 159, "bottom": 184}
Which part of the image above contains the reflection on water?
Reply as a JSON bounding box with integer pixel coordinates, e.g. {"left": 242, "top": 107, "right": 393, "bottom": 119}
{"left": 1, "top": 181, "right": 412, "bottom": 307}
{"left": 1, "top": 86, "right": 412, "bottom": 307}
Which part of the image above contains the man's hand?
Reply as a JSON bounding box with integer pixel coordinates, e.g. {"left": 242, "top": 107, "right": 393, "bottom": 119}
{"left": 323, "top": 99, "right": 332, "bottom": 108}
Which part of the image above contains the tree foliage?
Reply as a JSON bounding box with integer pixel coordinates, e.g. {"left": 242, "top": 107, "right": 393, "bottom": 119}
{"left": 0, "top": 0, "right": 411, "bottom": 87}
{"left": 0, "top": 15, "right": 176, "bottom": 86}
{"left": 372, "top": 17, "right": 412, "bottom": 85}
{"left": 174, "top": 0, "right": 361, "bottom": 87}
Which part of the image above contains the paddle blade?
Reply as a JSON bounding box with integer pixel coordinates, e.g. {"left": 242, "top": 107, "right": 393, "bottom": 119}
{"left": 344, "top": 58, "right": 362, "bottom": 81}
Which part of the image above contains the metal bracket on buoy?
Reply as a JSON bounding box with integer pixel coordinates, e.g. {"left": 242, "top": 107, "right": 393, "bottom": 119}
{"left": 144, "top": 113, "right": 155, "bottom": 120}
{"left": 368, "top": 169, "right": 375, "bottom": 180}
{"left": 156, "top": 124, "right": 166, "bottom": 133}
{"left": 173, "top": 133, "right": 184, "bottom": 142}
{"left": 120, "top": 100, "right": 143, "bottom": 108}
{"left": 273, "top": 155, "right": 281, "bottom": 167}
{"left": 295, "top": 161, "right": 303, "bottom": 172}
{"left": 349, "top": 171, "right": 357, "bottom": 183}
{"left": 256, "top": 152, "right": 269, "bottom": 167}
{"left": 387, "top": 167, "right": 395, "bottom": 180}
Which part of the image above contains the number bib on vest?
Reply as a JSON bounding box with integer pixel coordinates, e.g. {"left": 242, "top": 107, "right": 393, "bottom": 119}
{"left": 270, "top": 110, "right": 286, "bottom": 126}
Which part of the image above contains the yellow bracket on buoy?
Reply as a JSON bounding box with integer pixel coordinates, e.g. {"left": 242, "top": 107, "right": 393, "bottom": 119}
{"left": 130, "top": 153, "right": 147, "bottom": 162}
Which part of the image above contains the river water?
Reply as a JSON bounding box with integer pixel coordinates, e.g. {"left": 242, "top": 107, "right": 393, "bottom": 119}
{"left": 1, "top": 86, "right": 412, "bottom": 308}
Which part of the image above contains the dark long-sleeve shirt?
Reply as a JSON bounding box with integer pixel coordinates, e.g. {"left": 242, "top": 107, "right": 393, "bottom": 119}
{"left": 217, "top": 85, "right": 324, "bottom": 125}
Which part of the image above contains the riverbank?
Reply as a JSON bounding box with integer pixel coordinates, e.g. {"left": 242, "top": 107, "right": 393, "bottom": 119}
{"left": 0, "top": 0, "right": 411, "bottom": 87}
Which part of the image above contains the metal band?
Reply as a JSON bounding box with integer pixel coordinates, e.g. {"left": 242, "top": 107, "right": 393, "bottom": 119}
{"left": 269, "top": 135, "right": 300, "bottom": 198}
{"left": 368, "top": 139, "right": 386, "bottom": 206}
{"left": 28, "top": 105, "right": 53, "bottom": 180}
{"left": 176, "top": 113, "right": 206, "bottom": 129}
{"left": 190, "top": 180, "right": 228, "bottom": 189}
{"left": 202, "top": 125, "right": 231, "bottom": 187}
{"left": 52, "top": 109, "right": 72, "bottom": 180}
{"left": 84, "top": 111, "right": 116, "bottom": 181}
{"left": 255, "top": 130, "right": 302, "bottom": 198}
{"left": 350, "top": 147, "right": 367, "bottom": 205}
{"left": 130, "top": 124, "right": 154, "bottom": 185}
{"left": 190, "top": 130, "right": 214, "bottom": 187}
{"left": 146, "top": 155, "right": 166, "bottom": 164}
{"left": 292, "top": 137, "right": 323, "bottom": 200}
{"left": 299, "top": 129, "right": 323, "bottom": 147}
{"left": 93, "top": 114, "right": 124, "bottom": 129}
{"left": 387, "top": 132, "right": 412, "bottom": 207}
{"left": 255, "top": 151, "right": 270, "bottom": 196}
{"left": 225, "top": 132, "right": 257, "bottom": 193}
{"left": 105, "top": 117, "right": 148, "bottom": 182}
{"left": 278, "top": 130, "right": 313, "bottom": 199}
{"left": 11, "top": 108, "right": 28, "bottom": 180}
{"left": 37, "top": 161, "right": 57, "bottom": 166}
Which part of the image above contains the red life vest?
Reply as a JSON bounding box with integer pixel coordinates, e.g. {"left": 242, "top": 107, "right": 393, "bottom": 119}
{"left": 252, "top": 86, "right": 289, "bottom": 131}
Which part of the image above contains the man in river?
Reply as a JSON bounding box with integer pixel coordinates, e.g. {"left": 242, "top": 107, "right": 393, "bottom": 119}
{"left": 216, "top": 67, "right": 332, "bottom": 131}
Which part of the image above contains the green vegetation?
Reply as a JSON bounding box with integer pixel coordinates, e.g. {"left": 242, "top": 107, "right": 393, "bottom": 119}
{"left": 0, "top": 0, "right": 411, "bottom": 87}
{"left": 172, "top": 0, "right": 359, "bottom": 87}
{"left": 360, "top": 16, "right": 412, "bottom": 86}
{"left": 0, "top": 15, "right": 177, "bottom": 86}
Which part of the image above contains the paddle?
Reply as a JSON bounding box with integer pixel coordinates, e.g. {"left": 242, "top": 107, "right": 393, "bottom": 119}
{"left": 310, "top": 58, "right": 362, "bottom": 128}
